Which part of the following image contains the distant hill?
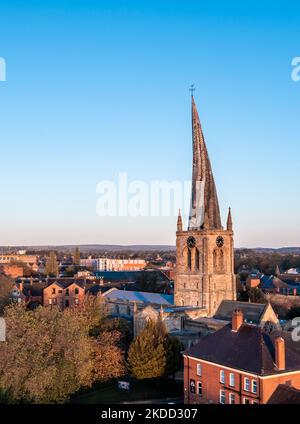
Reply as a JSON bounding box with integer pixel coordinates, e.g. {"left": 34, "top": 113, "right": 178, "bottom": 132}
{"left": 1, "top": 245, "right": 300, "bottom": 254}
{"left": 246, "top": 247, "right": 300, "bottom": 254}
{"left": 0, "top": 244, "right": 176, "bottom": 253}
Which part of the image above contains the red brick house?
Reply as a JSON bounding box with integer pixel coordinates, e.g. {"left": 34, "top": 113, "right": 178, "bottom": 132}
{"left": 1, "top": 264, "right": 24, "bottom": 279}
{"left": 43, "top": 281, "right": 85, "bottom": 309}
{"left": 183, "top": 309, "right": 300, "bottom": 404}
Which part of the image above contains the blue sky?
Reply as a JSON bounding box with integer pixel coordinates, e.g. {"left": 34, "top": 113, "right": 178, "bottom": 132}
{"left": 0, "top": 0, "right": 299, "bottom": 247}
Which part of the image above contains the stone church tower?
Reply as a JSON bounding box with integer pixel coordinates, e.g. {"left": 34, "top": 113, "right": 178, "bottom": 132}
{"left": 174, "top": 96, "right": 236, "bottom": 316}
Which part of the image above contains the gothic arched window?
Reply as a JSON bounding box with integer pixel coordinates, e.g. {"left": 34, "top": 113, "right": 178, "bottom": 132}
{"left": 187, "top": 248, "right": 192, "bottom": 270}
{"left": 218, "top": 249, "right": 224, "bottom": 272}
{"left": 213, "top": 249, "right": 217, "bottom": 272}
{"left": 194, "top": 248, "right": 200, "bottom": 271}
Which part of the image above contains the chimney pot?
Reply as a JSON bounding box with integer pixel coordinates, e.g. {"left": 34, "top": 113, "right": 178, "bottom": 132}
{"left": 232, "top": 309, "right": 243, "bottom": 332}
{"left": 275, "top": 336, "right": 286, "bottom": 371}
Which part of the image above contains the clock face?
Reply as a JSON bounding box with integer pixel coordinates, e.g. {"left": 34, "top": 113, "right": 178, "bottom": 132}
{"left": 187, "top": 236, "right": 196, "bottom": 248}
{"left": 216, "top": 236, "right": 224, "bottom": 247}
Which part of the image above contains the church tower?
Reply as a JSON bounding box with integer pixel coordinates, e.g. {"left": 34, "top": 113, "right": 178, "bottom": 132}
{"left": 174, "top": 95, "right": 236, "bottom": 316}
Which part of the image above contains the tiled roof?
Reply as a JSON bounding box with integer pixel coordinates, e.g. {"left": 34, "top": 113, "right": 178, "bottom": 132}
{"left": 103, "top": 289, "right": 174, "bottom": 305}
{"left": 267, "top": 384, "right": 300, "bottom": 404}
{"left": 214, "top": 300, "right": 266, "bottom": 324}
{"left": 184, "top": 324, "right": 300, "bottom": 376}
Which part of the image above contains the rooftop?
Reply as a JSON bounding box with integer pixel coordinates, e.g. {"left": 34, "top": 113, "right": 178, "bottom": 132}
{"left": 267, "top": 384, "right": 300, "bottom": 404}
{"left": 184, "top": 323, "right": 300, "bottom": 376}
{"left": 102, "top": 288, "right": 174, "bottom": 305}
{"left": 214, "top": 300, "right": 267, "bottom": 324}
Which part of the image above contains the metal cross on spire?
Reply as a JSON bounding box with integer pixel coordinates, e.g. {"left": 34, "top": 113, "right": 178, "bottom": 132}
{"left": 189, "top": 84, "right": 196, "bottom": 96}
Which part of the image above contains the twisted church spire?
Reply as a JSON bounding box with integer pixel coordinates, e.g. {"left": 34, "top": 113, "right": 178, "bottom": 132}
{"left": 188, "top": 95, "right": 222, "bottom": 230}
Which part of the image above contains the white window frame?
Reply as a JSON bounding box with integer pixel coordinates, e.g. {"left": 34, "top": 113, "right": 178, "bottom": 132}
{"left": 196, "top": 363, "right": 202, "bottom": 376}
{"left": 252, "top": 400, "right": 259, "bottom": 404}
{"left": 197, "top": 381, "right": 202, "bottom": 396}
{"left": 220, "top": 389, "right": 226, "bottom": 404}
{"left": 220, "top": 370, "right": 225, "bottom": 384}
{"left": 252, "top": 379, "right": 257, "bottom": 394}
{"left": 229, "top": 373, "right": 235, "bottom": 387}
{"left": 243, "top": 397, "right": 250, "bottom": 404}
{"left": 229, "top": 392, "right": 235, "bottom": 404}
{"left": 244, "top": 377, "right": 250, "bottom": 391}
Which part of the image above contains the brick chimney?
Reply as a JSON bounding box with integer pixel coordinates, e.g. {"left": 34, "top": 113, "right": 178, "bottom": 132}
{"left": 275, "top": 336, "right": 286, "bottom": 371}
{"left": 232, "top": 309, "right": 243, "bottom": 332}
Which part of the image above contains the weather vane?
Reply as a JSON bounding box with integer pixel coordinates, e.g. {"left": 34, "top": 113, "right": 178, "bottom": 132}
{"left": 189, "top": 84, "right": 196, "bottom": 96}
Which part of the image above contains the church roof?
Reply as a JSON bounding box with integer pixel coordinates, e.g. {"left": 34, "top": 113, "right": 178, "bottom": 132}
{"left": 188, "top": 96, "right": 222, "bottom": 230}
{"left": 102, "top": 288, "right": 174, "bottom": 305}
{"left": 214, "top": 300, "right": 267, "bottom": 324}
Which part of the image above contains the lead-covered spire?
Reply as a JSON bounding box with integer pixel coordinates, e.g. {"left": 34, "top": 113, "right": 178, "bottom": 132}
{"left": 188, "top": 95, "right": 222, "bottom": 230}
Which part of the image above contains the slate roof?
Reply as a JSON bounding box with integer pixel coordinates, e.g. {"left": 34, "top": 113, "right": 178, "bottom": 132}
{"left": 184, "top": 324, "right": 300, "bottom": 376}
{"left": 267, "top": 384, "right": 300, "bottom": 404}
{"left": 103, "top": 289, "right": 174, "bottom": 305}
{"left": 260, "top": 275, "right": 290, "bottom": 290}
{"left": 23, "top": 283, "right": 45, "bottom": 297}
{"left": 214, "top": 300, "right": 267, "bottom": 324}
{"left": 260, "top": 275, "right": 300, "bottom": 294}
{"left": 85, "top": 284, "right": 112, "bottom": 295}
{"left": 94, "top": 270, "right": 168, "bottom": 282}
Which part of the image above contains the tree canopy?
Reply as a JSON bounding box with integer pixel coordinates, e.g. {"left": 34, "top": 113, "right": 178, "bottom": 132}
{"left": 127, "top": 318, "right": 182, "bottom": 380}
{"left": 0, "top": 274, "right": 13, "bottom": 316}
{"left": 0, "top": 296, "right": 126, "bottom": 403}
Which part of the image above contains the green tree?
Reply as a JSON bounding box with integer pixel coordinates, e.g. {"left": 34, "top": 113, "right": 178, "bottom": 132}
{"left": 45, "top": 251, "right": 59, "bottom": 276}
{"left": 0, "top": 298, "right": 125, "bottom": 403}
{"left": 0, "top": 304, "right": 93, "bottom": 403}
{"left": 64, "top": 266, "right": 76, "bottom": 276}
{"left": 73, "top": 247, "right": 81, "bottom": 266}
{"left": 127, "top": 319, "right": 167, "bottom": 379}
{"left": 101, "top": 317, "right": 132, "bottom": 351}
{"left": 247, "top": 287, "right": 266, "bottom": 304}
{"left": 165, "top": 335, "right": 183, "bottom": 377}
{"left": 0, "top": 274, "right": 13, "bottom": 316}
{"left": 91, "top": 330, "right": 126, "bottom": 382}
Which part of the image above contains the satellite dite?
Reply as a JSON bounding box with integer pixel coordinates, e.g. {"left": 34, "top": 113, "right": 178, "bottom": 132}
{"left": 0, "top": 318, "right": 6, "bottom": 341}
{"left": 0, "top": 57, "right": 6, "bottom": 81}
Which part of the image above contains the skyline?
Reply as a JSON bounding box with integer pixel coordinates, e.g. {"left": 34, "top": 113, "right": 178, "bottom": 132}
{"left": 0, "top": 1, "right": 300, "bottom": 247}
